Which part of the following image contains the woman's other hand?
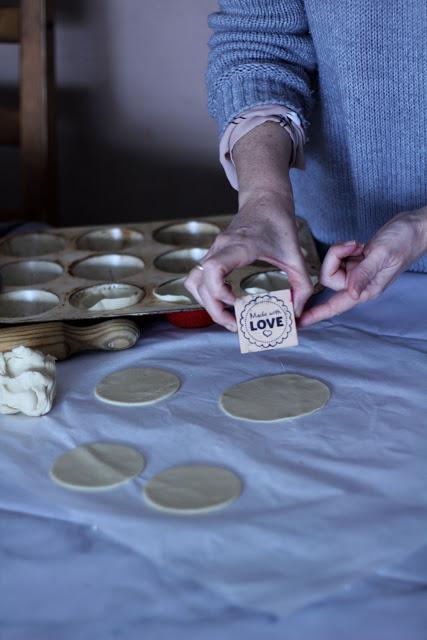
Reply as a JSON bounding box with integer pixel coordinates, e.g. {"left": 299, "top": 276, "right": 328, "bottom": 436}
{"left": 300, "top": 207, "right": 427, "bottom": 326}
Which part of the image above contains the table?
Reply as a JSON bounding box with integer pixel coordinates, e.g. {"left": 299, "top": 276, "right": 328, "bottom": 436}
{"left": 1, "top": 272, "right": 427, "bottom": 640}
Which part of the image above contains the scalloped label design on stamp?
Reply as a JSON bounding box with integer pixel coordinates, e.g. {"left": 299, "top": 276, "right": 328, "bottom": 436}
{"left": 235, "top": 289, "right": 298, "bottom": 354}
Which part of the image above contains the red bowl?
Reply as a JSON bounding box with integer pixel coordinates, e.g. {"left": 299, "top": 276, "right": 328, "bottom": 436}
{"left": 166, "top": 309, "right": 214, "bottom": 329}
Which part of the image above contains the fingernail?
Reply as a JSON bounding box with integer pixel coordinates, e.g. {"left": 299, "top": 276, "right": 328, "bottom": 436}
{"left": 227, "top": 323, "right": 238, "bottom": 333}
{"left": 344, "top": 240, "right": 356, "bottom": 246}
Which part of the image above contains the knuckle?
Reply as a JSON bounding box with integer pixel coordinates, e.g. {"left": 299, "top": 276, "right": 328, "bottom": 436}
{"left": 200, "top": 257, "right": 218, "bottom": 272}
{"left": 201, "top": 259, "right": 224, "bottom": 280}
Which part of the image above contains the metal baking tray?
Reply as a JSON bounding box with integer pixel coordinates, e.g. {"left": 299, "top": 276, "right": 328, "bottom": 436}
{"left": 0, "top": 215, "right": 321, "bottom": 325}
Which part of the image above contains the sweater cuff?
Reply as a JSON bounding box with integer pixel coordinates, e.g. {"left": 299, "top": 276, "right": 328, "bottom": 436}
{"left": 209, "top": 72, "right": 311, "bottom": 138}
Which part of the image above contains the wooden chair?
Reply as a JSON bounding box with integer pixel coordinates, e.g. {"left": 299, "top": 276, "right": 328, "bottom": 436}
{"left": 0, "top": 0, "right": 57, "bottom": 224}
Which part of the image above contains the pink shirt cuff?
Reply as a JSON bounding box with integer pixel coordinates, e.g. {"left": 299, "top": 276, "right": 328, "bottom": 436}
{"left": 219, "top": 106, "right": 306, "bottom": 190}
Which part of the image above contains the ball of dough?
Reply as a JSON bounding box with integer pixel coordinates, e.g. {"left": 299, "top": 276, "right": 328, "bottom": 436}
{"left": 0, "top": 346, "right": 56, "bottom": 416}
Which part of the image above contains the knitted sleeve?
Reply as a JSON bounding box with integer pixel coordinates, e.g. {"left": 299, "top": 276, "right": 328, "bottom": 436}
{"left": 207, "top": 0, "right": 317, "bottom": 137}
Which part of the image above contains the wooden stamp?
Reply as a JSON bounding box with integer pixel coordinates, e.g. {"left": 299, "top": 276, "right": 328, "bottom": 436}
{"left": 234, "top": 289, "right": 298, "bottom": 354}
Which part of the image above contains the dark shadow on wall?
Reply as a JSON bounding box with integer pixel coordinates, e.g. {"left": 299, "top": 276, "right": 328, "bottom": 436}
{"left": 60, "top": 143, "right": 237, "bottom": 226}
{"left": 55, "top": 0, "right": 235, "bottom": 227}
{"left": 57, "top": 82, "right": 237, "bottom": 226}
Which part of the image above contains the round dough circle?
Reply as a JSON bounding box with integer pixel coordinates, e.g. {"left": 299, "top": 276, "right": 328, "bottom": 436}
{"left": 143, "top": 465, "right": 242, "bottom": 514}
{"left": 95, "top": 367, "right": 180, "bottom": 406}
{"left": 50, "top": 442, "right": 145, "bottom": 491}
{"left": 220, "top": 373, "right": 330, "bottom": 422}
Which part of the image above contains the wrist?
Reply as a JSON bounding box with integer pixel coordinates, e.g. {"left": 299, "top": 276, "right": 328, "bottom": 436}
{"left": 238, "top": 185, "right": 292, "bottom": 210}
{"left": 233, "top": 121, "right": 293, "bottom": 198}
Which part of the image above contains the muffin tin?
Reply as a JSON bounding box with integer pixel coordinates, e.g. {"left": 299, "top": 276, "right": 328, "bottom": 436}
{"left": 0, "top": 215, "right": 321, "bottom": 324}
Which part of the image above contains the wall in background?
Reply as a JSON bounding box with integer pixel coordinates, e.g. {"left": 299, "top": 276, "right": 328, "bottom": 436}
{"left": 0, "top": 0, "right": 236, "bottom": 225}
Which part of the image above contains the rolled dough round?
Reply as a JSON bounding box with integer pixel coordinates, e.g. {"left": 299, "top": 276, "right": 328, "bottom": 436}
{"left": 95, "top": 367, "right": 180, "bottom": 406}
{"left": 50, "top": 442, "right": 145, "bottom": 491}
{"left": 220, "top": 373, "right": 330, "bottom": 422}
{"left": 143, "top": 465, "right": 242, "bottom": 514}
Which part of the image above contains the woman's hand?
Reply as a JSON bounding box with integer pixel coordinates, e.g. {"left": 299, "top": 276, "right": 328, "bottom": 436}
{"left": 185, "top": 121, "right": 314, "bottom": 331}
{"left": 184, "top": 190, "right": 313, "bottom": 331}
{"left": 299, "top": 207, "right": 427, "bottom": 326}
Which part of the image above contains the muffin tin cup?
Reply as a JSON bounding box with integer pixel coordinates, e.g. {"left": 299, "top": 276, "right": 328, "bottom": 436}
{"left": 0, "top": 232, "right": 66, "bottom": 257}
{"left": 0, "top": 260, "right": 63, "bottom": 287}
{"left": 153, "top": 220, "right": 220, "bottom": 247}
{"left": 154, "top": 248, "right": 208, "bottom": 274}
{"left": 0, "top": 289, "right": 60, "bottom": 319}
{"left": 76, "top": 227, "right": 144, "bottom": 252}
{"left": 0, "top": 215, "right": 321, "bottom": 324}
{"left": 71, "top": 254, "right": 145, "bottom": 281}
{"left": 241, "top": 270, "right": 320, "bottom": 295}
{"left": 69, "top": 283, "right": 145, "bottom": 312}
{"left": 241, "top": 271, "right": 292, "bottom": 295}
{"left": 153, "top": 277, "right": 195, "bottom": 304}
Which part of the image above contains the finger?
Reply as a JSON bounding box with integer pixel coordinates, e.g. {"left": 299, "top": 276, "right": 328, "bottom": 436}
{"left": 260, "top": 257, "right": 313, "bottom": 317}
{"left": 346, "top": 250, "right": 386, "bottom": 299}
{"left": 348, "top": 257, "right": 402, "bottom": 301}
{"left": 286, "top": 268, "right": 314, "bottom": 318}
{"left": 321, "top": 241, "right": 365, "bottom": 290}
{"left": 298, "top": 289, "right": 360, "bottom": 327}
{"left": 201, "top": 262, "right": 236, "bottom": 306}
{"left": 187, "top": 242, "right": 252, "bottom": 289}
{"left": 184, "top": 269, "right": 204, "bottom": 303}
{"left": 186, "top": 241, "right": 256, "bottom": 330}
{"left": 191, "top": 243, "right": 251, "bottom": 307}
{"left": 345, "top": 254, "right": 365, "bottom": 274}
{"left": 260, "top": 248, "right": 314, "bottom": 317}
{"left": 184, "top": 279, "right": 235, "bottom": 331}
{"left": 197, "top": 283, "right": 237, "bottom": 331}
{"left": 203, "top": 242, "right": 255, "bottom": 275}
{"left": 186, "top": 268, "right": 236, "bottom": 308}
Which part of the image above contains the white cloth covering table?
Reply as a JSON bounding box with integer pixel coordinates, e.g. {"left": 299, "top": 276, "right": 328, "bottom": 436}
{"left": 1, "top": 272, "right": 426, "bottom": 640}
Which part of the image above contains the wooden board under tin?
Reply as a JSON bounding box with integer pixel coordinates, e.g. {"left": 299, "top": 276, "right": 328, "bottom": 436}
{"left": 0, "top": 215, "right": 321, "bottom": 325}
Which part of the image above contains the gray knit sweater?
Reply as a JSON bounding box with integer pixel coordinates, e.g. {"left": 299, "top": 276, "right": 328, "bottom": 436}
{"left": 207, "top": 1, "right": 427, "bottom": 272}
